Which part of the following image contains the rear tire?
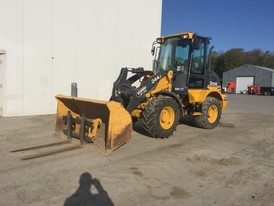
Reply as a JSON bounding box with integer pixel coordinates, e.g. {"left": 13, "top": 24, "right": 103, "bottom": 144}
{"left": 264, "top": 91, "right": 270, "bottom": 96}
{"left": 141, "top": 96, "right": 180, "bottom": 138}
{"left": 194, "top": 97, "right": 221, "bottom": 129}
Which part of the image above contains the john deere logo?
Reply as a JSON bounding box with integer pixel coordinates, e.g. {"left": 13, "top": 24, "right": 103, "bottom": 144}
{"left": 136, "top": 86, "right": 147, "bottom": 97}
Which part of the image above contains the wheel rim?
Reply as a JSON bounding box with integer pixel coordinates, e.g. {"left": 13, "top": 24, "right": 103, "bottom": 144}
{"left": 160, "top": 106, "right": 175, "bottom": 130}
{"left": 207, "top": 104, "right": 218, "bottom": 124}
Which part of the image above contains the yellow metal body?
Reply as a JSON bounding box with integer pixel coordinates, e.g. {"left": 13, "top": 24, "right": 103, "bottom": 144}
{"left": 157, "top": 32, "right": 195, "bottom": 43}
{"left": 155, "top": 32, "right": 227, "bottom": 114}
{"left": 131, "top": 70, "right": 173, "bottom": 118}
{"left": 145, "top": 70, "right": 173, "bottom": 98}
{"left": 89, "top": 118, "right": 102, "bottom": 138}
{"left": 188, "top": 86, "right": 227, "bottom": 112}
{"left": 132, "top": 72, "right": 227, "bottom": 118}
{"left": 55, "top": 95, "right": 132, "bottom": 154}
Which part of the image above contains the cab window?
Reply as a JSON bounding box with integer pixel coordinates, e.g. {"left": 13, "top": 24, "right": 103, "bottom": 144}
{"left": 191, "top": 40, "right": 205, "bottom": 74}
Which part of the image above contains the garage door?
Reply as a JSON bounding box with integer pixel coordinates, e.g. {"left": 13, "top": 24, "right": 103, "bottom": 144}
{"left": 236, "top": 77, "right": 254, "bottom": 93}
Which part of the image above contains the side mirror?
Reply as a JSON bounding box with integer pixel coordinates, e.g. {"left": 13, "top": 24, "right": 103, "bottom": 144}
{"left": 193, "top": 36, "right": 201, "bottom": 50}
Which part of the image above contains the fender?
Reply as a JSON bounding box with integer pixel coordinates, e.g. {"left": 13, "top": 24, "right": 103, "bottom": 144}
{"left": 157, "top": 91, "right": 184, "bottom": 118}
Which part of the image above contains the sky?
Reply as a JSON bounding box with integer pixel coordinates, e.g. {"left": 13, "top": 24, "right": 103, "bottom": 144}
{"left": 161, "top": 0, "right": 274, "bottom": 52}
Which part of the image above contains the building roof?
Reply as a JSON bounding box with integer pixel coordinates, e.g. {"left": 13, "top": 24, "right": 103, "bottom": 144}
{"left": 251, "top": 65, "right": 274, "bottom": 72}
{"left": 224, "top": 64, "right": 274, "bottom": 73}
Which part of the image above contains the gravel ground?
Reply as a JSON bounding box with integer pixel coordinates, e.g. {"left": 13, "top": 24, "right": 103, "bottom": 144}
{"left": 0, "top": 94, "right": 274, "bottom": 206}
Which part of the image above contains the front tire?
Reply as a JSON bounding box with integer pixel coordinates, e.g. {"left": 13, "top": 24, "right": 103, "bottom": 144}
{"left": 194, "top": 97, "right": 221, "bottom": 129}
{"left": 141, "top": 96, "right": 180, "bottom": 138}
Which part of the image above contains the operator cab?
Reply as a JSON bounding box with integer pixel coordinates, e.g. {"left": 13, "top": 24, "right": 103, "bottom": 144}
{"left": 152, "top": 32, "right": 220, "bottom": 94}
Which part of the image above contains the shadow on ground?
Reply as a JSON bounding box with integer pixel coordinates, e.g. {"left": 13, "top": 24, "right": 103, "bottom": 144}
{"left": 64, "top": 172, "right": 114, "bottom": 206}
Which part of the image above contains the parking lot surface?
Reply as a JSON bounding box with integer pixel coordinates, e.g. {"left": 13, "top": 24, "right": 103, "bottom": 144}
{"left": 0, "top": 94, "right": 274, "bottom": 206}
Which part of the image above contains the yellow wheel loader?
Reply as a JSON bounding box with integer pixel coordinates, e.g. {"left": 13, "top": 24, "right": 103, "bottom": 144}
{"left": 55, "top": 32, "right": 227, "bottom": 154}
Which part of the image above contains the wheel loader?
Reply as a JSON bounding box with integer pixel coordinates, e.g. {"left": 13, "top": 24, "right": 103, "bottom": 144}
{"left": 55, "top": 32, "right": 227, "bottom": 154}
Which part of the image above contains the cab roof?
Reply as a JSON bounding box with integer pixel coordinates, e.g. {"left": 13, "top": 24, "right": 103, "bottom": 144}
{"left": 157, "top": 32, "right": 210, "bottom": 43}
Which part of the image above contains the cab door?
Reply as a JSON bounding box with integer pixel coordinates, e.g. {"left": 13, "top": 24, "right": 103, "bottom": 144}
{"left": 172, "top": 39, "right": 190, "bottom": 94}
{"left": 188, "top": 38, "right": 207, "bottom": 88}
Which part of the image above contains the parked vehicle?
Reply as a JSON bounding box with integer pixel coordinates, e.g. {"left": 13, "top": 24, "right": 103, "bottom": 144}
{"left": 226, "top": 82, "right": 236, "bottom": 93}
{"left": 260, "top": 87, "right": 274, "bottom": 96}
{"left": 247, "top": 85, "right": 274, "bottom": 96}
{"left": 247, "top": 85, "right": 260, "bottom": 95}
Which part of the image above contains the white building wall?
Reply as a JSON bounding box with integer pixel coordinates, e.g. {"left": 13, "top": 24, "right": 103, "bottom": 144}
{"left": 0, "top": 0, "right": 162, "bottom": 116}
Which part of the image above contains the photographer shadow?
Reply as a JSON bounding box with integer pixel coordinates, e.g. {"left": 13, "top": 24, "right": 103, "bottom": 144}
{"left": 64, "top": 172, "right": 114, "bottom": 206}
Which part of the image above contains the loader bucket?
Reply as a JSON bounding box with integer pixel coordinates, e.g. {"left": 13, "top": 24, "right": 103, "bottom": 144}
{"left": 55, "top": 94, "right": 132, "bottom": 154}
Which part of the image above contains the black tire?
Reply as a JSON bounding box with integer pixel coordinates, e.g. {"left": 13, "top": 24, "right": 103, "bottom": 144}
{"left": 194, "top": 97, "right": 221, "bottom": 129}
{"left": 141, "top": 96, "right": 180, "bottom": 138}
{"left": 264, "top": 91, "right": 270, "bottom": 96}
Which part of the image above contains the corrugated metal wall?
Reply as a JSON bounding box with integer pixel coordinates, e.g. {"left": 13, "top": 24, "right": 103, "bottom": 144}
{"left": 272, "top": 72, "right": 274, "bottom": 87}
{"left": 0, "top": 0, "right": 162, "bottom": 116}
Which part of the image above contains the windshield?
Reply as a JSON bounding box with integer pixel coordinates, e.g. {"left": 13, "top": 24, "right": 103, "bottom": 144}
{"left": 154, "top": 37, "right": 191, "bottom": 72}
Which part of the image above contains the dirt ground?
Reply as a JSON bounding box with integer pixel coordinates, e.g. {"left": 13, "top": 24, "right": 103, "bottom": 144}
{"left": 0, "top": 94, "right": 274, "bottom": 206}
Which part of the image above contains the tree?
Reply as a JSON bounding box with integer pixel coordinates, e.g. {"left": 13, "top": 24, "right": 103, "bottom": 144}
{"left": 261, "top": 51, "right": 274, "bottom": 68}
{"left": 210, "top": 48, "right": 274, "bottom": 79}
{"left": 245, "top": 49, "right": 263, "bottom": 65}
